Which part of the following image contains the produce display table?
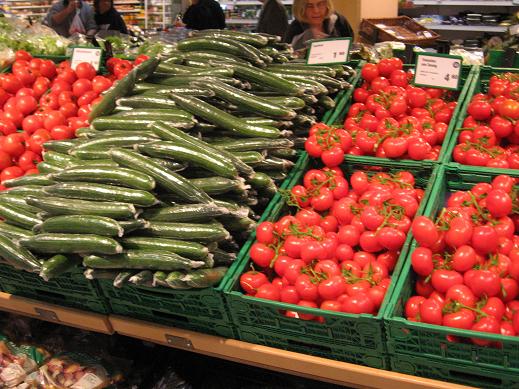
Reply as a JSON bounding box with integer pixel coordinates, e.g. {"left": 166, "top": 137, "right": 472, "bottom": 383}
{"left": 0, "top": 292, "right": 472, "bottom": 389}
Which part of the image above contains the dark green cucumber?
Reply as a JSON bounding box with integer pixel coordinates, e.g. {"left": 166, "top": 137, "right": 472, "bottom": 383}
{"left": 259, "top": 96, "right": 306, "bottom": 110}
{"left": 275, "top": 72, "right": 345, "bottom": 89}
{"left": 251, "top": 157, "right": 294, "bottom": 171}
{"left": 156, "top": 62, "right": 197, "bottom": 74}
{"left": 211, "top": 248, "right": 236, "bottom": 266}
{"left": 136, "top": 84, "right": 215, "bottom": 97}
{"left": 118, "top": 219, "right": 150, "bottom": 234}
{"left": 182, "top": 267, "right": 228, "bottom": 288}
{"left": 113, "top": 271, "right": 134, "bottom": 287}
{"left": 0, "top": 203, "right": 40, "bottom": 229}
{"left": 129, "top": 270, "right": 154, "bottom": 286}
{"left": 165, "top": 271, "right": 190, "bottom": 289}
{"left": 51, "top": 166, "right": 156, "bottom": 191}
{"left": 318, "top": 95, "right": 336, "bottom": 110}
{"left": 70, "top": 148, "right": 115, "bottom": 160}
{"left": 91, "top": 116, "right": 195, "bottom": 131}
{"left": 84, "top": 268, "right": 119, "bottom": 281}
{"left": 43, "top": 182, "right": 158, "bottom": 207}
{"left": 43, "top": 139, "right": 81, "bottom": 153}
{"left": 3, "top": 175, "right": 55, "bottom": 188}
{"left": 247, "top": 172, "right": 277, "bottom": 196}
{"left": 231, "top": 64, "right": 304, "bottom": 96}
{"left": 134, "top": 57, "right": 160, "bottom": 82}
{"left": 42, "top": 151, "right": 76, "bottom": 167}
{"left": 269, "top": 148, "right": 298, "bottom": 159}
{"left": 152, "top": 158, "right": 187, "bottom": 172}
{"left": 0, "top": 233, "right": 41, "bottom": 273}
{"left": 141, "top": 203, "right": 229, "bottom": 223}
{"left": 281, "top": 77, "right": 328, "bottom": 95}
{"left": 213, "top": 199, "right": 250, "bottom": 218}
{"left": 220, "top": 215, "right": 256, "bottom": 232}
{"left": 40, "top": 254, "right": 81, "bottom": 281}
{"left": 149, "top": 75, "right": 238, "bottom": 87}
{"left": 153, "top": 271, "right": 169, "bottom": 287}
{"left": 19, "top": 233, "right": 123, "bottom": 255}
{"left": 88, "top": 130, "right": 158, "bottom": 139}
{"left": 181, "top": 50, "right": 249, "bottom": 65}
{"left": 142, "top": 221, "right": 230, "bottom": 243}
{"left": 121, "top": 237, "right": 209, "bottom": 260}
{"left": 110, "top": 148, "right": 212, "bottom": 204}
{"left": 241, "top": 117, "right": 279, "bottom": 127}
{"left": 267, "top": 64, "right": 337, "bottom": 77}
{"left": 0, "top": 222, "right": 34, "bottom": 240}
{"left": 113, "top": 108, "right": 194, "bottom": 121}
{"left": 189, "top": 177, "right": 249, "bottom": 195}
{"left": 4, "top": 185, "right": 44, "bottom": 197}
{"left": 234, "top": 151, "right": 265, "bottom": 164}
{"left": 83, "top": 250, "right": 205, "bottom": 271}
{"left": 89, "top": 70, "right": 136, "bottom": 121}
{"left": 188, "top": 68, "right": 234, "bottom": 77}
{"left": 168, "top": 94, "right": 281, "bottom": 139}
{"left": 116, "top": 95, "right": 178, "bottom": 109}
{"left": 26, "top": 196, "right": 136, "bottom": 219}
{"left": 0, "top": 194, "right": 41, "bottom": 214}
{"left": 197, "top": 80, "right": 296, "bottom": 120}
{"left": 34, "top": 215, "right": 124, "bottom": 237}
{"left": 208, "top": 137, "right": 293, "bottom": 152}
{"left": 137, "top": 142, "right": 238, "bottom": 179}
{"left": 192, "top": 30, "right": 269, "bottom": 47}
{"left": 38, "top": 162, "right": 64, "bottom": 175}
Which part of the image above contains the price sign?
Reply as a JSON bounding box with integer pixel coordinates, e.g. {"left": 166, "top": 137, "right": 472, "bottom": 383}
{"left": 71, "top": 47, "right": 103, "bottom": 71}
{"left": 307, "top": 38, "right": 351, "bottom": 66}
{"left": 414, "top": 53, "right": 463, "bottom": 91}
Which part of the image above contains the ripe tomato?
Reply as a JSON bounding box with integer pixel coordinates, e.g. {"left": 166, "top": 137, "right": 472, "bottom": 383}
{"left": 0, "top": 166, "right": 23, "bottom": 182}
{"left": 361, "top": 63, "right": 379, "bottom": 82}
{"left": 92, "top": 76, "right": 112, "bottom": 94}
{"left": 1, "top": 133, "right": 24, "bottom": 158}
{"left": 17, "top": 150, "right": 41, "bottom": 171}
{"left": 43, "top": 110, "right": 66, "bottom": 130}
{"left": 39, "top": 60, "right": 57, "bottom": 79}
{"left": 15, "top": 95, "right": 37, "bottom": 115}
{"left": 467, "top": 100, "right": 492, "bottom": 121}
{"left": 72, "top": 78, "right": 93, "bottom": 97}
{"left": 50, "top": 125, "right": 74, "bottom": 140}
{"left": 26, "top": 129, "right": 51, "bottom": 154}
{"left": 0, "top": 151, "right": 12, "bottom": 170}
{"left": 0, "top": 74, "right": 23, "bottom": 94}
{"left": 239, "top": 271, "right": 268, "bottom": 295}
{"left": 411, "top": 216, "right": 439, "bottom": 248}
{"left": 499, "top": 99, "right": 519, "bottom": 120}
{"left": 75, "top": 62, "right": 97, "bottom": 80}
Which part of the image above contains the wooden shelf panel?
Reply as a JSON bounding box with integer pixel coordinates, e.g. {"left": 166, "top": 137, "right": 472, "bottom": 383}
{"left": 0, "top": 292, "right": 113, "bottom": 334}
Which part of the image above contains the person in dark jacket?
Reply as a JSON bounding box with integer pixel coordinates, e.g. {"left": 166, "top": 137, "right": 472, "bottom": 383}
{"left": 94, "top": 0, "right": 128, "bottom": 34}
{"left": 257, "top": 0, "right": 288, "bottom": 38}
{"left": 284, "top": 0, "right": 354, "bottom": 51}
{"left": 44, "top": 0, "right": 97, "bottom": 37}
{"left": 182, "top": 0, "right": 226, "bottom": 30}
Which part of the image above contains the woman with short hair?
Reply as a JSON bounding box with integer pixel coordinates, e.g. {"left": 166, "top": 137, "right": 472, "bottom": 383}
{"left": 94, "top": 0, "right": 128, "bottom": 34}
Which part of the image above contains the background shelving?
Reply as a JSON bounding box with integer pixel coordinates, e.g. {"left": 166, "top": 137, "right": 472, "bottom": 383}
{"left": 218, "top": 0, "right": 293, "bottom": 30}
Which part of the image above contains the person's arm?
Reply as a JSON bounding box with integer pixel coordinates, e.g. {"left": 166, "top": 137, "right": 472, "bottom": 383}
{"left": 49, "top": 1, "right": 75, "bottom": 25}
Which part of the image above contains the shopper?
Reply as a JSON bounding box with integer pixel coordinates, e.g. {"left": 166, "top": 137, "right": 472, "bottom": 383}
{"left": 94, "top": 0, "right": 128, "bottom": 34}
{"left": 44, "top": 0, "right": 97, "bottom": 37}
{"left": 257, "top": 0, "right": 289, "bottom": 38}
{"left": 182, "top": 0, "right": 226, "bottom": 30}
{"left": 284, "top": 0, "right": 354, "bottom": 51}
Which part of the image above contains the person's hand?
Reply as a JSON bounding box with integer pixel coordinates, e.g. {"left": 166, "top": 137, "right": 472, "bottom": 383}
{"left": 310, "top": 28, "right": 329, "bottom": 40}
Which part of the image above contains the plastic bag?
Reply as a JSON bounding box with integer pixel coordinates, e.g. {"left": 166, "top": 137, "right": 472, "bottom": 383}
{"left": 0, "top": 46, "right": 15, "bottom": 71}
{"left": 20, "top": 352, "right": 111, "bottom": 389}
{"left": 0, "top": 335, "right": 49, "bottom": 388}
{"left": 69, "top": 10, "right": 86, "bottom": 36}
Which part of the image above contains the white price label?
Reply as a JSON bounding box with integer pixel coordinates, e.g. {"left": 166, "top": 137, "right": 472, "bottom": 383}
{"left": 307, "top": 38, "right": 351, "bottom": 66}
{"left": 71, "top": 48, "right": 102, "bottom": 71}
{"left": 414, "top": 53, "right": 462, "bottom": 90}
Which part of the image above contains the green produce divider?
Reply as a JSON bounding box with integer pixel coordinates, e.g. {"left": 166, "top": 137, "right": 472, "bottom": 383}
{"left": 324, "top": 64, "right": 477, "bottom": 168}
{"left": 223, "top": 152, "right": 439, "bottom": 369}
{"left": 486, "top": 49, "right": 519, "bottom": 68}
{"left": 384, "top": 164, "right": 519, "bottom": 385}
{"left": 0, "top": 264, "right": 109, "bottom": 314}
{"left": 444, "top": 65, "right": 519, "bottom": 174}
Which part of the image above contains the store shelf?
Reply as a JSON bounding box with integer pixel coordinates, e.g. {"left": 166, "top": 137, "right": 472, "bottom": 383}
{"left": 412, "top": 0, "right": 516, "bottom": 5}
{"left": 422, "top": 23, "right": 508, "bottom": 31}
{"left": 0, "top": 292, "right": 113, "bottom": 334}
{"left": 110, "top": 315, "right": 473, "bottom": 389}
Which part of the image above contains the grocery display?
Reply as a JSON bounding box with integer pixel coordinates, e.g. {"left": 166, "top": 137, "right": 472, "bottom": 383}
{"left": 218, "top": 0, "right": 293, "bottom": 30}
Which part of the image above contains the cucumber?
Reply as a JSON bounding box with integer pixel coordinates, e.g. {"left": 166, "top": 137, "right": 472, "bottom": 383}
{"left": 40, "top": 254, "right": 81, "bottom": 281}
{"left": 84, "top": 268, "right": 119, "bottom": 281}
{"left": 121, "top": 237, "right": 209, "bottom": 260}
{"left": 34, "top": 215, "right": 124, "bottom": 237}
{"left": 152, "top": 158, "right": 187, "bottom": 172}
{"left": 0, "top": 203, "right": 40, "bottom": 229}
{"left": 5, "top": 185, "right": 44, "bottom": 197}
{"left": 259, "top": 96, "right": 306, "bottom": 110}
{"left": 211, "top": 248, "right": 236, "bottom": 266}
{"left": 19, "top": 234, "right": 123, "bottom": 255}
{"left": 251, "top": 157, "right": 294, "bottom": 171}
{"left": 213, "top": 199, "right": 250, "bottom": 218}
{"left": 318, "top": 95, "right": 336, "bottom": 110}
{"left": 43, "top": 182, "right": 158, "bottom": 207}
{"left": 142, "top": 221, "right": 230, "bottom": 243}
{"left": 241, "top": 117, "right": 279, "bottom": 127}
{"left": 189, "top": 177, "right": 249, "bottom": 195}
{"left": 43, "top": 139, "right": 81, "bottom": 153}
{"left": 91, "top": 116, "right": 195, "bottom": 131}
{"left": 192, "top": 30, "right": 269, "bottom": 47}
{"left": 188, "top": 68, "right": 234, "bottom": 77}
{"left": 118, "top": 219, "right": 149, "bottom": 234}
{"left": 0, "top": 222, "right": 34, "bottom": 240}
{"left": 220, "top": 215, "right": 256, "bottom": 232}
{"left": 70, "top": 148, "right": 116, "bottom": 160}
{"left": 3, "top": 175, "right": 55, "bottom": 188}
{"left": 110, "top": 148, "right": 212, "bottom": 204}
{"left": 42, "top": 151, "right": 75, "bottom": 167}
{"left": 208, "top": 137, "right": 293, "bottom": 152}
{"left": 181, "top": 50, "right": 249, "bottom": 65}
{"left": 75, "top": 127, "right": 97, "bottom": 137}
{"left": 142, "top": 86, "right": 214, "bottom": 97}
{"left": 275, "top": 72, "right": 345, "bottom": 89}
{"left": 149, "top": 75, "right": 238, "bottom": 87}
{"left": 165, "top": 271, "right": 190, "bottom": 289}
{"left": 177, "top": 38, "right": 264, "bottom": 67}
{"left": 267, "top": 64, "right": 337, "bottom": 77}
{"left": 51, "top": 166, "right": 156, "bottom": 191}
{"left": 89, "top": 69, "right": 136, "bottom": 121}
{"left": 0, "top": 194, "right": 41, "bottom": 214}
{"left": 114, "top": 271, "right": 133, "bottom": 287}
{"left": 231, "top": 64, "right": 304, "bottom": 96}
{"left": 141, "top": 203, "right": 229, "bottom": 222}
{"left": 83, "top": 250, "right": 205, "bottom": 271}
{"left": 248, "top": 172, "right": 277, "bottom": 196}
{"left": 153, "top": 271, "right": 168, "bottom": 287}
{"left": 113, "top": 108, "right": 194, "bottom": 121}
{"left": 269, "top": 148, "right": 298, "bottom": 159}
{"left": 181, "top": 267, "right": 228, "bottom": 288}
{"left": 156, "top": 62, "right": 197, "bottom": 74}
{"left": 134, "top": 57, "right": 160, "bottom": 82}
{"left": 0, "top": 233, "right": 41, "bottom": 273}
{"left": 88, "top": 130, "right": 158, "bottom": 140}
{"left": 283, "top": 78, "right": 328, "bottom": 95}
{"left": 38, "top": 161, "right": 63, "bottom": 174}
{"left": 168, "top": 94, "right": 281, "bottom": 139}
{"left": 129, "top": 270, "right": 154, "bottom": 286}
{"left": 234, "top": 151, "right": 265, "bottom": 164}
{"left": 137, "top": 142, "right": 238, "bottom": 179}
{"left": 116, "top": 95, "right": 178, "bottom": 109}
{"left": 198, "top": 80, "right": 296, "bottom": 120}
{"left": 26, "top": 196, "right": 136, "bottom": 219}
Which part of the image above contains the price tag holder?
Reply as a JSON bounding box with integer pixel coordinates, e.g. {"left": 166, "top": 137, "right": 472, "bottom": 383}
{"left": 413, "top": 52, "right": 462, "bottom": 91}
{"left": 307, "top": 38, "right": 351, "bottom": 66}
{"left": 71, "top": 47, "right": 103, "bottom": 71}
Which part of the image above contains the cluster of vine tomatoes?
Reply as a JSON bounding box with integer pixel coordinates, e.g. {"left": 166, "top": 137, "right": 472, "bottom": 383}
{"left": 339, "top": 59, "right": 456, "bottom": 161}
{"left": 407, "top": 174, "right": 519, "bottom": 344}
{"left": 240, "top": 165, "right": 424, "bottom": 320}
{"left": 453, "top": 73, "right": 519, "bottom": 168}
{"left": 0, "top": 50, "right": 147, "bottom": 186}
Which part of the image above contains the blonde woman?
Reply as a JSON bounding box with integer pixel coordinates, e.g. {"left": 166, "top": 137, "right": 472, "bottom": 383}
{"left": 284, "top": 0, "right": 353, "bottom": 51}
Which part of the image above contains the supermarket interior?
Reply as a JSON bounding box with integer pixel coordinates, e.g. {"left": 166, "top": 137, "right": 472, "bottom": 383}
{"left": 0, "top": 0, "right": 519, "bottom": 388}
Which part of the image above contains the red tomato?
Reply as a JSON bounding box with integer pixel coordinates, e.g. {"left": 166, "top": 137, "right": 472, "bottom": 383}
{"left": 17, "top": 150, "right": 41, "bottom": 171}
{"left": 0, "top": 150, "right": 12, "bottom": 170}
{"left": 39, "top": 60, "right": 57, "bottom": 79}
{"left": 15, "top": 95, "right": 37, "bottom": 115}
{"left": 1, "top": 133, "right": 24, "bottom": 158}
{"left": 43, "top": 110, "right": 66, "bottom": 130}
{"left": 0, "top": 166, "right": 24, "bottom": 182}
{"left": 361, "top": 63, "right": 379, "bottom": 82}
{"left": 72, "top": 78, "right": 93, "bottom": 97}
{"left": 50, "top": 125, "right": 74, "bottom": 140}
{"left": 239, "top": 271, "right": 268, "bottom": 295}
{"left": 92, "top": 76, "right": 112, "bottom": 94}
{"left": 75, "top": 62, "right": 97, "bottom": 80}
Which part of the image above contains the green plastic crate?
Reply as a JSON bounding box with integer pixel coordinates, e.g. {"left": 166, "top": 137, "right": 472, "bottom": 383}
{"left": 325, "top": 64, "right": 476, "bottom": 167}
{"left": 0, "top": 263, "right": 109, "bottom": 314}
{"left": 444, "top": 65, "right": 519, "bottom": 173}
{"left": 385, "top": 164, "right": 519, "bottom": 374}
{"left": 486, "top": 50, "right": 519, "bottom": 69}
{"left": 390, "top": 353, "right": 519, "bottom": 388}
{"left": 224, "top": 152, "right": 439, "bottom": 367}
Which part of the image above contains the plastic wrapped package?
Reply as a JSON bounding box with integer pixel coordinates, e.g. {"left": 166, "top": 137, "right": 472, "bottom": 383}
{"left": 19, "top": 352, "right": 116, "bottom": 389}
{"left": 0, "top": 46, "right": 15, "bottom": 71}
{"left": 0, "top": 335, "right": 49, "bottom": 388}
